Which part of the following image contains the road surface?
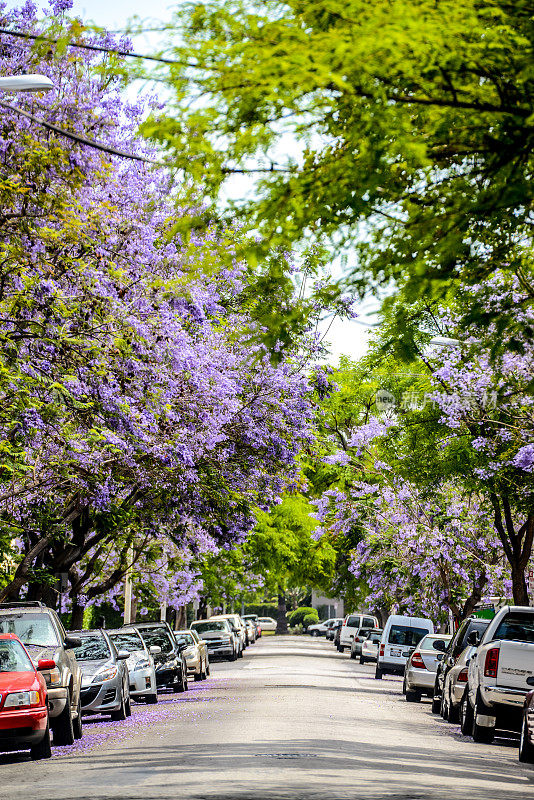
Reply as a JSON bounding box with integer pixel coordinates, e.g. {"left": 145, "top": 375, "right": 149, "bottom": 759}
{"left": 2, "top": 635, "right": 533, "bottom": 799}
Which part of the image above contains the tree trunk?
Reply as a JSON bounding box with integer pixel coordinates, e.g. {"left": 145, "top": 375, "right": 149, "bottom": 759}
{"left": 511, "top": 563, "right": 529, "bottom": 606}
{"left": 276, "top": 589, "right": 288, "bottom": 635}
{"left": 197, "top": 596, "right": 208, "bottom": 620}
{"left": 175, "top": 605, "right": 187, "bottom": 629}
{"left": 71, "top": 600, "right": 85, "bottom": 630}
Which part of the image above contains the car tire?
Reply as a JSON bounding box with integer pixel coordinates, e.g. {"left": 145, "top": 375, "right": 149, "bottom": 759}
{"left": 312, "top": 630, "right": 320, "bottom": 637}
{"left": 405, "top": 688, "right": 420, "bottom": 703}
{"left": 519, "top": 715, "right": 534, "bottom": 763}
{"left": 431, "top": 694, "right": 441, "bottom": 715}
{"left": 31, "top": 720, "right": 52, "bottom": 760}
{"left": 125, "top": 694, "right": 132, "bottom": 717}
{"left": 360, "top": 656, "right": 366, "bottom": 665}
{"left": 440, "top": 690, "right": 449, "bottom": 720}
{"left": 230, "top": 648, "right": 237, "bottom": 661}
{"left": 472, "top": 691, "right": 495, "bottom": 744}
{"left": 375, "top": 666, "right": 383, "bottom": 680}
{"left": 111, "top": 694, "right": 127, "bottom": 721}
{"left": 460, "top": 694, "right": 474, "bottom": 736}
{"left": 448, "top": 697, "right": 461, "bottom": 725}
{"left": 238, "top": 647, "right": 243, "bottom": 659}
{"left": 52, "top": 689, "right": 75, "bottom": 746}
{"left": 145, "top": 693, "right": 158, "bottom": 704}
{"left": 205, "top": 660, "right": 210, "bottom": 677}
{"left": 350, "top": 649, "right": 356, "bottom": 660}
{"left": 73, "top": 693, "right": 83, "bottom": 740}
{"left": 194, "top": 668, "right": 202, "bottom": 682}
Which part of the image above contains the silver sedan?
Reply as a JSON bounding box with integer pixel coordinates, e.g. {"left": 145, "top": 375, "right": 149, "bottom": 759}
{"left": 404, "top": 634, "right": 452, "bottom": 702}
{"left": 108, "top": 627, "right": 159, "bottom": 704}
{"left": 73, "top": 630, "right": 131, "bottom": 720}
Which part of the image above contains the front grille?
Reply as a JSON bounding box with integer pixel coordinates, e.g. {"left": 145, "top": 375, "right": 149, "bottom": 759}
{"left": 103, "top": 688, "right": 116, "bottom": 704}
{"left": 80, "top": 685, "right": 100, "bottom": 706}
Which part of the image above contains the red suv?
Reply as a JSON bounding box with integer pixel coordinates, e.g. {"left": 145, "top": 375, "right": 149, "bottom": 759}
{"left": 0, "top": 634, "right": 52, "bottom": 759}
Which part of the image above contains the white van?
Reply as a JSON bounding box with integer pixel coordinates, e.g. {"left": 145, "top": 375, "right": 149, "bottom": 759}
{"left": 338, "top": 613, "right": 379, "bottom": 651}
{"left": 376, "top": 614, "right": 434, "bottom": 678}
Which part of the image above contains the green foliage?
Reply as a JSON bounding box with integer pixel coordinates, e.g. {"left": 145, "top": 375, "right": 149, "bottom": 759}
{"left": 302, "top": 612, "right": 319, "bottom": 629}
{"left": 245, "top": 603, "right": 278, "bottom": 617}
{"left": 287, "top": 606, "right": 317, "bottom": 626}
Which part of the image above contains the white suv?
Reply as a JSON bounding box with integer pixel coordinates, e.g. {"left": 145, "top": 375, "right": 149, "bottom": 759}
{"left": 308, "top": 618, "right": 342, "bottom": 637}
{"left": 338, "top": 613, "right": 379, "bottom": 652}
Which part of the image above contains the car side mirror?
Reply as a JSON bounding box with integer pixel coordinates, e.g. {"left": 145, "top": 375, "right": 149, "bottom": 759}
{"left": 64, "top": 635, "right": 82, "bottom": 649}
{"left": 37, "top": 658, "right": 56, "bottom": 671}
{"left": 149, "top": 645, "right": 161, "bottom": 655}
{"left": 432, "top": 640, "right": 447, "bottom": 652}
{"left": 117, "top": 650, "right": 130, "bottom": 660}
{"left": 467, "top": 631, "right": 480, "bottom": 646}
{"left": 436, "top": 653, "right": 444, "bottom": 661}
{"left": 526, "top": 676, "right": 534, "bottom": 687}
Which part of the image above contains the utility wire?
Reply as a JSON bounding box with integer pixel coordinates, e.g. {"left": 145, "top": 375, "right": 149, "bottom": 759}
{"left": 0, "top": 100, "right": 155, "bottom": 162}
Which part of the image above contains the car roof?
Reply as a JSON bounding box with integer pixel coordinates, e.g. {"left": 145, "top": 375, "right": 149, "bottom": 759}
{"left": 0, "top": 633, "right": 21, "bottom": 640}
{"left": 107, "top": 627, "right": 140, "bottom": 634}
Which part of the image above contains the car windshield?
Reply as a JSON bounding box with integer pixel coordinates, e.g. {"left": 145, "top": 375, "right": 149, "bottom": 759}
{"left": 74, "top": 635, "right": 111, "bottom": 661}
{"left": 493, "top": 612, "right": 534, "bottom": 643}
{"left": 0, "top": 613, "right": 59, "bottom": 647}
{"left": 346, "top": 616, "right": 360, "bottom": 627}
{"left": 367, "top": 632, "right": 382, "bottom": 643}
{"left": 175, "top": 632, "right": 194, "bottom": 646}
{"left": 0, "top": 639, "right": 34, "bottom": 672}
{"left": 388, "top": 625, "right": 429, "bottom": 646}
{"left": 109, "top": 632, "right": 144, "bottom": 652}
{"left": 138, "top": 628, "right": 174, "bottom": 652}
{"left": 192, "top": 621, "right": 228, "bottom": 633}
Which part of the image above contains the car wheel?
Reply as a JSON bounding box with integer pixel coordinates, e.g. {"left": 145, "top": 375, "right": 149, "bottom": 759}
{"left": 360, "top": 656, "right": 366, "bottom": 665}
{"left": 519, "top": 714, "right": 534, "bottom": 763}
{"left": 125, "top": 693, "right": 132, "bottom": 717}
{"left": 431, "top": 694, "right": 441, "bottom": 715}
{"left": 440, "top": 690, "right": 449, "bottom": 720}
{"left": 52, "top": 689, "right": 75, "bottom": 746}
{"left": 31, "top": 720, "right": 52, "bottom": 760}
{"left": 375, "top": 666, "right": 383, "bottom": 680}
{"left": 111, "top": 693, "right": 127, "bottom": 721}
{"left": 206, "top": 660, "right": 210, "bottom": 677}
{"left": 145, "top": 693, "right": 158, "bottom": 704}
{"left": 460, "top": 694, "right": 474, "bottom": 736}
{"left": 350, "top": 648, "right": 356, "bottom": 660}
{"left": 402, "top": 676, "right": 407, "bottom": 695}
{"left": 238, "top": 647, "right": 243, "bottom": 658}
{"left": 406, "top": 688, "right": 421, "bottom": 703}
{"left": 448, "top": 696, "right": 461, "bottom": 725}
{"left": 230, "top": 648, "right": 237, "bottom": 661}
{"left": 472, "top": 691, "right": 495, "bottom": 744}
{"left": 73, "top": 693, "right": 83, "bottom": 740}
{"left": 311, "top": 630, "right": 320, "bottom": 637}
{"left": 194, "top": 667, "right": 202, "bottom": 682}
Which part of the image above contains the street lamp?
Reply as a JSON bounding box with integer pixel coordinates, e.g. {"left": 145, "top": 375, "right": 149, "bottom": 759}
{"left": 0, "top": 74, "right": 54, "bottom": 92}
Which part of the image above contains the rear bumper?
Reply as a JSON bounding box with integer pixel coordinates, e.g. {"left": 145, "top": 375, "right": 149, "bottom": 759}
{"left": 405, "top": 667, "right": 434, "bottom": 692}
{"left": 483, "top": 685, "right": 527, "bottom": 708}
{"left": 378, "top": 659, "right": 405, "bottom": 674}
{"left": 0, "top": 707, "right": 48, "bottom": 749}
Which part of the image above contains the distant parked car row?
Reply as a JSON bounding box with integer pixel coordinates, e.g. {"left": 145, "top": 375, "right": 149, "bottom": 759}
{"left": 0, "top": 602, "right": 264, "bottom": 760}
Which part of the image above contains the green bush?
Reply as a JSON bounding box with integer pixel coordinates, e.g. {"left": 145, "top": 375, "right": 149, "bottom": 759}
{"left": 302, "top": 613, "right": 320, "bottom": 630}
{"left": 245, "top": 603, "right": 278, "bottom": 617}
{"left": 287, "top": 606, "right": 318, "bottom": 627}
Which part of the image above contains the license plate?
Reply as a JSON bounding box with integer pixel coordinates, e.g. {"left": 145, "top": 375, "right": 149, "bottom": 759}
{"left": 403, "top": 651, "right": 412, "bottom": 658}
{"left": 390, "top": 648, "right": 402, "bottom": 657}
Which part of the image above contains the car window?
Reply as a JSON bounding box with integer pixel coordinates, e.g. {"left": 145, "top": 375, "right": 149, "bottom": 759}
{"left": 74, "top": 635, "right": 111, "bottom": 661}
{"left": 109, "top": 632, "right": 144, "bottom": 652}
{"left": 138, "top": 628, "right": 174, "bottom": 652}
{"left": 175, "top": 633, "right": 194, "bottom": 646}
{"left": 367, "top": 632, "right": 382, "bottom": 643}
{"left": 388, "top": 625, "right": 429, "bottom": 646}
{"left": 363, "top": 617, "right": 375, "bottom": 628}
{"left": 346, "top": 615, "right": 360, "bottom": 627}
{"left": 419, "top": 635, "right": 449, "bottom": 651}
{"left": 192, "top": 621, "right": 228, "bottom": 633}
{"left": 458, "top": 620, "right": 489, "bottom": 653}
{"left": 0, "top": 613, "right": 59, "bottom": 647}
{"left": 0, "top": 639, "right": 34, "bottom": 672}
{"left": 493, "top": 612, "right": 534, "bottom": 643}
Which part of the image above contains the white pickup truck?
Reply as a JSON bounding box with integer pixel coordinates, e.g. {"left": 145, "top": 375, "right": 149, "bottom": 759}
{"left": 461, "top": 606, "right": 534, "bottom": 743}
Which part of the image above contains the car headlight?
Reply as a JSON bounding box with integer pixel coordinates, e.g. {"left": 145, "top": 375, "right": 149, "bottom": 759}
{"left": 4, "top": 690, "right": 41, "bottom": 708}
{"left": 133, "top": 659, "right": 150, "bottom": 670}
{"left": 91, "top": 665, "right": 118, "bottom": 683}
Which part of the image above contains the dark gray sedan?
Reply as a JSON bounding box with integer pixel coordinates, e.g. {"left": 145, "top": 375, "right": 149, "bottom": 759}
{"left": 73, "top": 630, "right": 131, "bottom": 720}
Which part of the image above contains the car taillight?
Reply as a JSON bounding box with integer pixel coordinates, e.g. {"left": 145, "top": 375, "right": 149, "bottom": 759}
{"left": 457, "top": 667, "right": 468, "bottom": 682}
{"left": 484, "top": 647, "right": 499, "bottom": 678}
{"left": 342, "top": 619, "right": 347, "bottom": 626}
{"left": 379, "top": 644, "right": 385, "bottom": 656}
{"left": 411, "top": 652, "right": 426, "bottom": 669}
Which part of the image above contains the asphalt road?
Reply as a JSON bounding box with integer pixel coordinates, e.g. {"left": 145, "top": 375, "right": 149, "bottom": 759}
{"left": 2, "top": 635, "right": 533, "bottom": 800}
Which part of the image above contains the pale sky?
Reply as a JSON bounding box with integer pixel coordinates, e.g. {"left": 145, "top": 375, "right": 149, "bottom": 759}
{"left": 4, "top": 0, "right": 377, "bottom": 363}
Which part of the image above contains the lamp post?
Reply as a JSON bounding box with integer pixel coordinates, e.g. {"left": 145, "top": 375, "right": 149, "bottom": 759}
{"left": 0, "top": 74, "right": 54, "bottom": 92}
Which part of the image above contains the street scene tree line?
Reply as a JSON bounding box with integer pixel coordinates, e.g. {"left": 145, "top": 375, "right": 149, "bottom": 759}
{"left": 0, "top": 0, "right": 533, "bottom": 634}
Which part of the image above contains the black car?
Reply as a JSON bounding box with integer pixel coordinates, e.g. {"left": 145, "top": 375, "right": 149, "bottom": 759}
{"left": 431, "top": 616, "right": 490, "bottom": 714}
{"left": 133, "top": 623, "right": 188, "bottom": 693}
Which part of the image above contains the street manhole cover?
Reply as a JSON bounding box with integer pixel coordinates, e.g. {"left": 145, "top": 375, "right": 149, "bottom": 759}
{"left": 254, "top": 753, "right": 317, "bottom": 759}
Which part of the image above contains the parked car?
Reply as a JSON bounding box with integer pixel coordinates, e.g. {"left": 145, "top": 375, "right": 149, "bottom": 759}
{"left": 333, "top": 623, "right": 343, "bottom": 648}
{"left": 360, "top": 629, "right": 383, "bottom": 664}
{"left": 0, "top": 602, "right": 82, "bottom": 745}
{"left": 190, "top": 619, "right": 237, "bottom": 661}
{"left": 327, "top": 620, "right": 342, "bottom": 642}
{"left": 432, "top": 616, "right": 490, "bottom": 719}
{"left": 257, "top": 616, "right": 277, "bottom": 632}
{"left": 461, "top": 605, "right": 534, "bottom": 743}
{"left": 308, "top": 618, "right": 342, "bottom": 637}
{"left": 189, "top": 628, "right": 210, "bottom": 675}
{"left": 243, "top": 614, "right": 262, "bottom": 638}
{"left": 350, "top": 627, "right": 375, "bottom": 659}
{"left": 0, "top": 634, "right": 51, "bottom": 759}
{"left": 134, "top": 622, "right": 188, "bottom": 693}
{"left": 244, "top": 620, "right": 257, "bottom": 644}
{"left": 108, "top": 626, "right": 159, "bottom": 704}
{"left": 339, "top": 613, "right": 379, "bottom": 652}
{"left": 174, "top": 629, "right": 209, "bottom": 681}
{"left": 376, "top": 615, "right": 434, "bottom": 679}
{"left": 519, "top": 679, "right": 534, "bottom": 762}
{"left": 403, "top": 634, "right": 452, "bottom": 702}
{"left": 73, "top": 629, "right": 131, "bottom": 720}
{"left": 210, "top": 614, "right": 247, "bottom": 652}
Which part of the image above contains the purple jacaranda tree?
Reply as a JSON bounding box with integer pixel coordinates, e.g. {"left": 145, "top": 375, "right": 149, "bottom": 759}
{"left": 0, "top": 2, "right": 314, "bottom": 618}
